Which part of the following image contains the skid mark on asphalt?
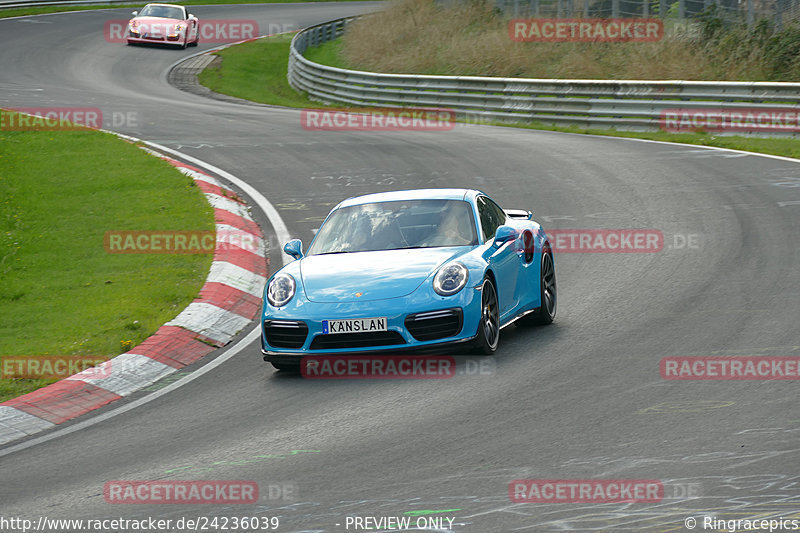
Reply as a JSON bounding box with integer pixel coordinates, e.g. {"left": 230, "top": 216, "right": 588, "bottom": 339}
{"left": 636, "top": 400, "right": 736, "bottom": 414}
{"left": 653, "top": 149, "right": 752, "bottom": 159}
{"left": 163, "top": 450, "right": 321, "bottom": 475}
{"left": 135, "top": 472, "right": 800, "bottom": 532}
{"left": 119, "top": 439, "right": 800, "bottom": 532}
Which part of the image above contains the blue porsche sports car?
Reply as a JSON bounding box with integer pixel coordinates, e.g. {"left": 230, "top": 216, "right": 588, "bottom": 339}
{"left": 261, "top": 189, "right": 556, "bottom": 370}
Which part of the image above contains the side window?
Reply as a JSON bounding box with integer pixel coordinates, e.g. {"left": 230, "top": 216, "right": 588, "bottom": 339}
{"left": 488, "top": 198, "right": 507, "bottom": 228}
{"left": 477, "top": 196, "right": 507, "bottom": 242}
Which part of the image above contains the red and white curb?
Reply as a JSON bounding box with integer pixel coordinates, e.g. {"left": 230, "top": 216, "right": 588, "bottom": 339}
{"left": 0, "top": 149, "right": 268, "bottom": 446}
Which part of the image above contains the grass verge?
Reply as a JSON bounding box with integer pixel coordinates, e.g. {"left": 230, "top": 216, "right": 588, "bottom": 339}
{"left": 198, "top": 35, "right": 800, "bottom": 159}
{"left": 0, "top": 111, "right": 214, "bottom": 402}
{"left": 339, "top": 0, "right": 800, "bottom": 81}
{"left": 198, "top": 33, "right": 332, "bottom": 108}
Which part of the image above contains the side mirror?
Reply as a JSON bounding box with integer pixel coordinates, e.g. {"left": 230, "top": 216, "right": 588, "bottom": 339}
{"left": 283, "top": 239, "right": 304, "bottom": 260}
{"left": 492, "top": 225, "right": 516, "bottom": 247}
{"left": 188, "top": 13, "right": 195, "bottom": 19}
{"left": 131, "top": 10, "right": 138, "bottom": 16}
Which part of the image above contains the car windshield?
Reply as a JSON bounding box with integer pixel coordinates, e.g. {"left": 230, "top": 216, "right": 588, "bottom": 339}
{"left": 307, "top": 199, "right": 478, "bottom": 255}
{"left": 138, "top": 5, "right": 184, "bottom": 18}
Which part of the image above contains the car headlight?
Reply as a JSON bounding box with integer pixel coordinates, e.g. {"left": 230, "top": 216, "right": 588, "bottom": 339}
{"left": 433, "top": 262, "right": 468, "bottom": 296}
{"left": 267, "top": 273, "right": 296, "bottom": 307}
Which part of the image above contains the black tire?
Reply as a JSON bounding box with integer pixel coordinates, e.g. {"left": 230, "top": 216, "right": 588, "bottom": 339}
{"left": 526, "top": 248, "right": 556, "bottom": 325}
{"left": 473, "top": 277, "right": 500, "bottom": 355}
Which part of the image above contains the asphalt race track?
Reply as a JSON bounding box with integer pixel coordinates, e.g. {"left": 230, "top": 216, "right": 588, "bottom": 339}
{"left": 1, "top": 4, "right": 799, "bottom": 532}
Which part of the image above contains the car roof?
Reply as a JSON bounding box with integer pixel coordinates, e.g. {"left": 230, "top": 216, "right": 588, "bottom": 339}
{"left": 143, "top": 3, "right": 185, "bottom": 8}
{"left": 336, "top": 189, "right": 483, "bottom": 209}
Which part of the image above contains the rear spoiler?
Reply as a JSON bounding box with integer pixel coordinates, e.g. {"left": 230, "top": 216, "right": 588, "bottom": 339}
{"left": 504, "top": 209, "right": 533, "bottom": 220}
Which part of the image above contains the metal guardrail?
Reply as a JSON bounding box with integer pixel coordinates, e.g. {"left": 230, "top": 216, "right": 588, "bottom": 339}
{"left": 289, "top": 17, "right": 800, "bottom": 135}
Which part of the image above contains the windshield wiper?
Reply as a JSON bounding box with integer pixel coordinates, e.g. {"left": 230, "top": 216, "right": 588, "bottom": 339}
{"left": 315, "top": 250, "right": 351, "bottom": 255}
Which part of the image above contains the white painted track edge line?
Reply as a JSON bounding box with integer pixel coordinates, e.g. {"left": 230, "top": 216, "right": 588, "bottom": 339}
{"left": 602, "top": 133, "right": 800, "bottom": 163}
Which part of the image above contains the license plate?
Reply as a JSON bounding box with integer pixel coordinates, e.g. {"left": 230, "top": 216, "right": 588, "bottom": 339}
{"left": 322, "top": 317, "right": 387, "bottom": 335}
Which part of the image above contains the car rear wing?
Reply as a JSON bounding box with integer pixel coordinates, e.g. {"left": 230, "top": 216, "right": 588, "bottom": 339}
{"left": 504, "top": 209, "right": 532, "bottom": 220}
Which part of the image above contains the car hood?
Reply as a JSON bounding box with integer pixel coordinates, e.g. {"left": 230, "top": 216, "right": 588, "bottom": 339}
{"left": 300, "top": 248, "right": 465, "bottom": 303}
{"left": 130, "top": 16, "right": 184, "bottom": 26}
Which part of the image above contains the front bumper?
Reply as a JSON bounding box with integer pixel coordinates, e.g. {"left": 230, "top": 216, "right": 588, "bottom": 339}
{"left": 261, "top": 283, "right": 483, "bottom": 360}
{"left": 262, "top": 336, "right": 478, "bottom": 366}
{"left": 127, "top": 31, "right": 184, "bottom": 43}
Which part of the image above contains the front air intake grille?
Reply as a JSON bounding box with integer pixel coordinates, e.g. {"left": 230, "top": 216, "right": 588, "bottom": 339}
{"left": 264, "top": 320, "right": 308, "bottom": 349}
{"left": 405, "top": 308, "right": 463, "bottom": 341}
{"left": 309, "top": 331, "right": 406, "bottom": 350}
